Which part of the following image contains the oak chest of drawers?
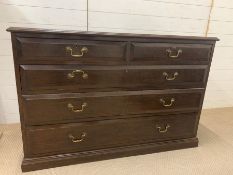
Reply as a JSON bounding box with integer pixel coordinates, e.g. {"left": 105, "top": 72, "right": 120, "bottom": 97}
{"left": 7, "top": 27, "right": 218, "bottom": 172}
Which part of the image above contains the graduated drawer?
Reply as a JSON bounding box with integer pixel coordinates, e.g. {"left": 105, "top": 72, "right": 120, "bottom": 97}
{"left": 16, "top": 37, "right": 127, "bottom": 64}
{"left": 131, "top": 42, "right": 212, "bottom": 64}
{"left": 24, "top": 113, "right": 197, "bottom": 157}
{"left": 22, "top": 90, "right": 203, "bottom": 125}
{"left": 20, "top": 65, "right": 208, "bottom": 94}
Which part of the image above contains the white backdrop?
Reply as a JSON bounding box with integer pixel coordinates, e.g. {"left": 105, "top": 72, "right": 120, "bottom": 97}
{"left": 0, "top": 0, "right": 232, "bottom": 123}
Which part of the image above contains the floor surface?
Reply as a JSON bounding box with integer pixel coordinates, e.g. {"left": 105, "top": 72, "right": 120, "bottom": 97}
{"left": 0, "top": 107, "right": 233, "bottom": 175}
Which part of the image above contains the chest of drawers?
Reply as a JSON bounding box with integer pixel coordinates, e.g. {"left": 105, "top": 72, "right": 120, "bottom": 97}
{"left": 7, "top": 27, "right": 218, "bottom": 172}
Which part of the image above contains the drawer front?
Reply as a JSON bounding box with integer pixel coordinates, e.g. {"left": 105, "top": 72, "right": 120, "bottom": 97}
{"left": 25, "top": 113, "right": 197, "bottom": 156}
{"left": 20, "top": 65, "right": 208, "bottom": 94}
{"left": 23, "top": 90, "right": 203, "bottom": 125}
{"left": 131, "top": 43, "right": 212, "bottom": 64}
{"left": 16, "top": 37, "right": 127, "bottom": 63}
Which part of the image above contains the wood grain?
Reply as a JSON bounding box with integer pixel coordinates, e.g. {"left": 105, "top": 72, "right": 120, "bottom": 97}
{"left": 7, "top": 27, "right": 217, "bottom": 172}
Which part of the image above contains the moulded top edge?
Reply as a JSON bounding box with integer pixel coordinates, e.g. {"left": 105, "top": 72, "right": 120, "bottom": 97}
{"left": 6, "top": 27, "right": 219, "bottom": 41}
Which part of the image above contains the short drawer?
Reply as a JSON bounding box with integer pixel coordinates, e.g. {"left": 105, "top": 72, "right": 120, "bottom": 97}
{"left": 131, "top": 42, "right": 212, "bottom": 64}
{"left": 20, "top": 65, "right": 208, "bottom": 94}
{"left": 16, "top": 37, "right": 127, "bottom": 64}
{"left": 24, "top": 113, "right": 197, "bottom": 157}
{"left": 22, "top": 90, "right": 203, "bottom": 125}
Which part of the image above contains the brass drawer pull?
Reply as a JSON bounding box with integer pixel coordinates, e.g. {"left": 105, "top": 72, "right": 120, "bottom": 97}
{"left": 163, "top": 72, "right": 179, "bottom": 81}
{"left": 160, "top": 98, "right": 175, "bottom": 107}
{"left": 67, "top": 70, "right": 88, "bottom": 79}
{"left": 156, "top": 124, "right": 170, "bottom": 133}
{"left": 67, "top": 102, "right": 87, "bottom": 113}
{"left": 68, "top": 132, "right": 87, "bottom": 143}
{"left": 166, "top": 49, "right": 182, "bottom": 58}
{"left": 66, "top": 46, "right": 88, "bottom": 57}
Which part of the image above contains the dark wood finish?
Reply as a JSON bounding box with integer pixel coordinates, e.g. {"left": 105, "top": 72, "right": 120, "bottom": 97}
{"left": 131, "top": 43, "right": 212, "bottom": 64}
{"left": 20, "top": 65, "right": 208, "bottom": 94}
{"left": 23, "top": 90, "right": 203, "bottom": 125}
{"left": 7, "top": 27, "right": 219, "bottom": 41}
{"left": 24, "top": 113, "right": 197, "bottom": 157}
{"left": 7, "top": 27, "right": 218, "bottom": 172}
{"left": 16, "top": 37, "right": 127, "bottom": 63}
{"left": 22, "top": 137, "right": 198, "bottom": 172}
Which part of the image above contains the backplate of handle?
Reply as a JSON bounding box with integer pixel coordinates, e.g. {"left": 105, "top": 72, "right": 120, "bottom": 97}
{"left": 67, "top": 102, "right": 87, "bottom": 113}
{"left": 160, "top": 98, "right": 175, "bottom": 107}
{"left": 68, "top": 132, "right": 87, "bottom": 143}
{"left": 156, "top": 124, "right": 170, "bottom": 133}
{"left": 163, "top": 72, "right": 179, "bottom": 81}
{"left": 166, "top": 48, "right": 182, "bottom": 58}
{"left": 66, "top": 46, "right": 88, "bottom": 57}
{"left": 67, "top": 70, "right": 88, "bottom": 79}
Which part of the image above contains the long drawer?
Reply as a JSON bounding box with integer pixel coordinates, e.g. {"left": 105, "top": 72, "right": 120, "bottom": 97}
{"left": 22, "top": 90, "right": 203, "bottom": 125}
{"left": 131, "top": 42, "right": 212, "bottom": 64}
{"left": 16, "top": 37, "right": 127, "bottom": 64}
{"left": 20, "top": 65, "right": 208, "bottom": 94}
{"left": 24, "top": 113, "right": 197, "bottom": 157}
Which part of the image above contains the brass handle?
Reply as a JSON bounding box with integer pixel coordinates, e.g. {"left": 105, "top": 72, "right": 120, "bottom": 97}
{"left": 67, "top": 70, "right": 88, "bottom": 79}
{"left": 163, "top": 72, "right": 179, "bottom": 81}
{"left": 66, "top": 46, "right": 88, "bottom": 57}
{"left": 160, "top": 98, "right": 175, "bottom": 107}
{"left": 166, "top": 49, "right": 182, "bottom": 58}
{"left": 67, "top": 102, "right": 87, "bottom": 113}
{"left": 68, "top": 132, "right": 87, "bottom": 143}
{"left": 156, "top": 124, "right": 170, "bottom": 133}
